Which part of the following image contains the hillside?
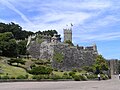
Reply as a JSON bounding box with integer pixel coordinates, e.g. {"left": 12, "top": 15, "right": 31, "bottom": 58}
{"left": 0, "top": 57, "right": 29, "bottom": 78}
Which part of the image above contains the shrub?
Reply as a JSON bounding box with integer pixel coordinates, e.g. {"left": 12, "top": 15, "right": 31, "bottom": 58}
{"left": 79, "top": 75, "right": 87, "bottom": 81}
{"left": 63, "top": 72, "right": 68, "bottom": 75}
{"left": 87, "top": 74, "right": 97, "bottom": 80}
{"left": 37, "top": 75, "right": 42, "bottom": 80}
{"left": 54, "top": 69, "right": 58, "bottom": 71}
{"left": 101, "top": 74, "right": 109, "bottom": 80}
{"left": 16, "top": 75, "right": 26, "bottom": 79}
{"left": 73, "top": 75, "right": 87, "bottom": 81}
{"left": 69, "top": 71, "right": 75, "bottom": 77}
{"left": 82, "top": 66, "right": 94, "bottom": 72}
{"left": 72, "top": 68, "right": 77, "bottom": 72}
{"left": 73, "top": 75, "right": 80, "bottom": 81}
{"left": 32, "top": 75, "right": 50, "bottom": 80}
{"left": 62, "top": 75, "right": 72, "bottom": 79}
{"left": 28, "top": 66, "right": 52, "bottom": 75}
{"left": 60, "top": 70, "right": 63, "bottom": 72}
{"left": 50, "top": 74, "right": 61, "bottom": 80}
{"left": 1, "top": 75, "right": 10, "bottom": 79}
{"left": 25, "top": 74, "right": 29, "bottom": 79}
{"left": 10, "top": 76, "right": 16, "bottom": 79}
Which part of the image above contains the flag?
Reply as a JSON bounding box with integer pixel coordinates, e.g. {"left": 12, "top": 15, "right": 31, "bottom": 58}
{"left": 71, "top": 23, "right": 73, "bottom": 26}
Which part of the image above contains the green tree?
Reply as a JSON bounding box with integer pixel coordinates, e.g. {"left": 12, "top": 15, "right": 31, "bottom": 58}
{"left": 17, "top": 40, "right": 27, "bottom": 55}
{"left": 93, "top": 55, "right": 108, "bottom": 74}
{"left": 0, "top": 32, "right": 18, "bottom": 57}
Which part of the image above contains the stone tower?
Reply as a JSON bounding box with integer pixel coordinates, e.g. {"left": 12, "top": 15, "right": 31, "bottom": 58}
{"left": 64, "top": 26, "right": 72, "bottom": 42}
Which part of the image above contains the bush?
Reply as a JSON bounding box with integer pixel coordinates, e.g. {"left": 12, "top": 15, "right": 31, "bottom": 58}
{"left": 73, "top": 75, "right": 87, "bottom": 81}
{"left": 54, "top": 69, "right": 58, "bottom": 71}
{"left": 87, "top": 74, "right": 97, "bottom": 80}
{"left": 25, "top": 74, "right": 29, "bottom": 79}
{"left": 69, "top": 71, "right": 75, "bottom": 77}
{"left": 16, "top": 75, "right": 27, "bottom": 79}
{"left": 62, "top": 75, "right": 72, "bottom": 79}
{"left": 63, "top": 72, "right": 68, "bottom": 75}
{"left": 32, "top": 75, "right": 50, "bottom": 80}
{"left": 50, "top": 74, "right": 61, "bottom": 80}
{"left": 73, "top": 75, "right": 80, "bottom": 81}
{"left": 79, "top": 75, "right": 87, "bottom": 81}
{"left": 10, "top": 76, "right": 16, "bottom": 79}
{"left": 28, "top": 66, "right": 52, "bottom": 75}
{"left": 1, "top": 75, "right": 10, "bottom": 79}
{"left": 82, "top": 66, "right": 94, "bottom": 72}
{"left": 101, "top": 74, "right": 109, "bottom": 80}
{"left": 72, "top": 68, "right": 77, "bottom": 72}
{"left": 60, "top": 70, "right": 63, "bottom": 72}
{"left": 32, "top": 75, "right": 43, "bottom": 80}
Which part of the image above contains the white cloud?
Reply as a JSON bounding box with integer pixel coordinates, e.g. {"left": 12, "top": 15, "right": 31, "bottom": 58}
{"left": 1, "top": 0, "right": 120, "bottom": 42}
{"left": 0, "top": 0, "right": 33, "bottom": 25}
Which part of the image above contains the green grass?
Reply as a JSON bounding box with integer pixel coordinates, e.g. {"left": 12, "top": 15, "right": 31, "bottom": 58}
{"left": 0, "top": 63, "right": 28, "bottom": 77}
{"left": 0, "top": 57, "right": 29, "bottom": 77}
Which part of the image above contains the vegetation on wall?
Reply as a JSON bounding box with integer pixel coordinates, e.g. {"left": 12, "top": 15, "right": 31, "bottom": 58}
{"left": 53, "top": 52, "right": 64, "bottom": 63}
{"left": 64, "top": 40, "right": 74, "bottom": 46}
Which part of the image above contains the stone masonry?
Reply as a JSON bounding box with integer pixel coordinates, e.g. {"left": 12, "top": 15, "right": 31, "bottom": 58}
{"left": 27, "top": 27, "right": 98, "bottom": 70}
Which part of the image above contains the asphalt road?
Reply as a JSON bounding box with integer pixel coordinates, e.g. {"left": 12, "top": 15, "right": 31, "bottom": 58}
{"left": 0, "top": 75, "right": 120, "bottom": 90}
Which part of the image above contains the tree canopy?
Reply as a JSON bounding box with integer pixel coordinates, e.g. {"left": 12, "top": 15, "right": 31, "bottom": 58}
{"left": 93, "top": 55, "right": 108, "bottom": 74}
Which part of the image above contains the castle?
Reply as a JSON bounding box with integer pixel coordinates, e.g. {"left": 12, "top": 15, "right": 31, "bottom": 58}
{"left": 27, "top": 26, "right": 98, "bottom": 70}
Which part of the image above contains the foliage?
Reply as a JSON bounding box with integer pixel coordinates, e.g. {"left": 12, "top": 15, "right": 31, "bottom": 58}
{"left": 72, "top": 68, "right": 77, "bottom": 72}
{"left": 73, "top": 75, "right": 87, "bottom": 81}
{"left": 50, "top": 74, "right": 61, "bottom": 80}
{"left": 28, "top": 66, "right": 52, "bottom": 75}
{"left": 101, "top": 74, "right": 109, "bottom": 80}
{"left": 36, "top": 30, "right": 58, "bottom": 37}
{"left": 17, "top": 40, "right": 27, "bottom": 55}
{"left": 69, "top": 71, "right": 75, "bottom": 77}
{"left": 0, "top": 32, "right": 18, "bottom": 57}
{"left": 86, "top": 74, "right": 97, "bottom": 80}
{"left": 0, "top": 22, "right": 34, "bottom": 40}
{"left": 1, "top": 75, "right": 10, "bottom": 79}
{"left": 16, "top": 75, "right": 27, "bottom": 79}
{"left": 82, "top": 66, "right": 94, "bottom": 72}
{"left": 93, "top": 55, "right": 109, "bottom": 74}
{"left": 32, "top": 75, "right": 43, "bottom": 80}
{"left": 64, "top": 40, "right": 74, "bottom": 46}
{"left": 8, "top": 58, "right": 26, "bottom": 65}
{"left": 53, "top": 52, "right": 64, "bottom": 63}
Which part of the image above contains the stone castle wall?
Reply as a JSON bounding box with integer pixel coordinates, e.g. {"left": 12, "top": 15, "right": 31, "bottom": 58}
{"left": 108, "top": 59, "right": 119, "bottom": 75}
{"left": 27, "top": 40, "right": 98, "bottom": 70}
{"left": 52, "top": 43, "right": 97, "bottom": 70}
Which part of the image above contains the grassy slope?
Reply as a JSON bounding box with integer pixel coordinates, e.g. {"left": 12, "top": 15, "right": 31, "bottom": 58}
{"left": 0, "top": 57, "right": 28, "bottom": 77}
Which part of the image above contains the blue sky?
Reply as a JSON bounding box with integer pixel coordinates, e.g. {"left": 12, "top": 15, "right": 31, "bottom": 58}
{"left": 0, "top": 0, "right": 120, "bottom": 59}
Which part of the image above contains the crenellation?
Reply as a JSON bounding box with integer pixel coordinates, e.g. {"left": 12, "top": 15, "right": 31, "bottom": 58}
{"left": 27, "top": 26, "right": 98, "bottom": 70}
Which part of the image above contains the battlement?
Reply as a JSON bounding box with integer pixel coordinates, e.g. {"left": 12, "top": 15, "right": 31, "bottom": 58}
{"left": 63, "top": 28, "right": 72, "bottom": 33}
{"left": 63, "top": 28, "right": 72, "bottom": 42}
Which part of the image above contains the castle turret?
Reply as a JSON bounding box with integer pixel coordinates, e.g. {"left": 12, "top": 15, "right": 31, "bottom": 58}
{"left": 51, "top": 34, "right": 61, "bottom": 44}
{"left": 93, "top": 44, "right": 98, "bottom": 54}
{"left": 64, "top": 25, "right": 72, "bottom": 42}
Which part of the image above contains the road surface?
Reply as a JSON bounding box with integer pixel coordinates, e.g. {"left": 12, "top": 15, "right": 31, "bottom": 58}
{"left": 0, "top": 75, "right": 120, "bottom": 90}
